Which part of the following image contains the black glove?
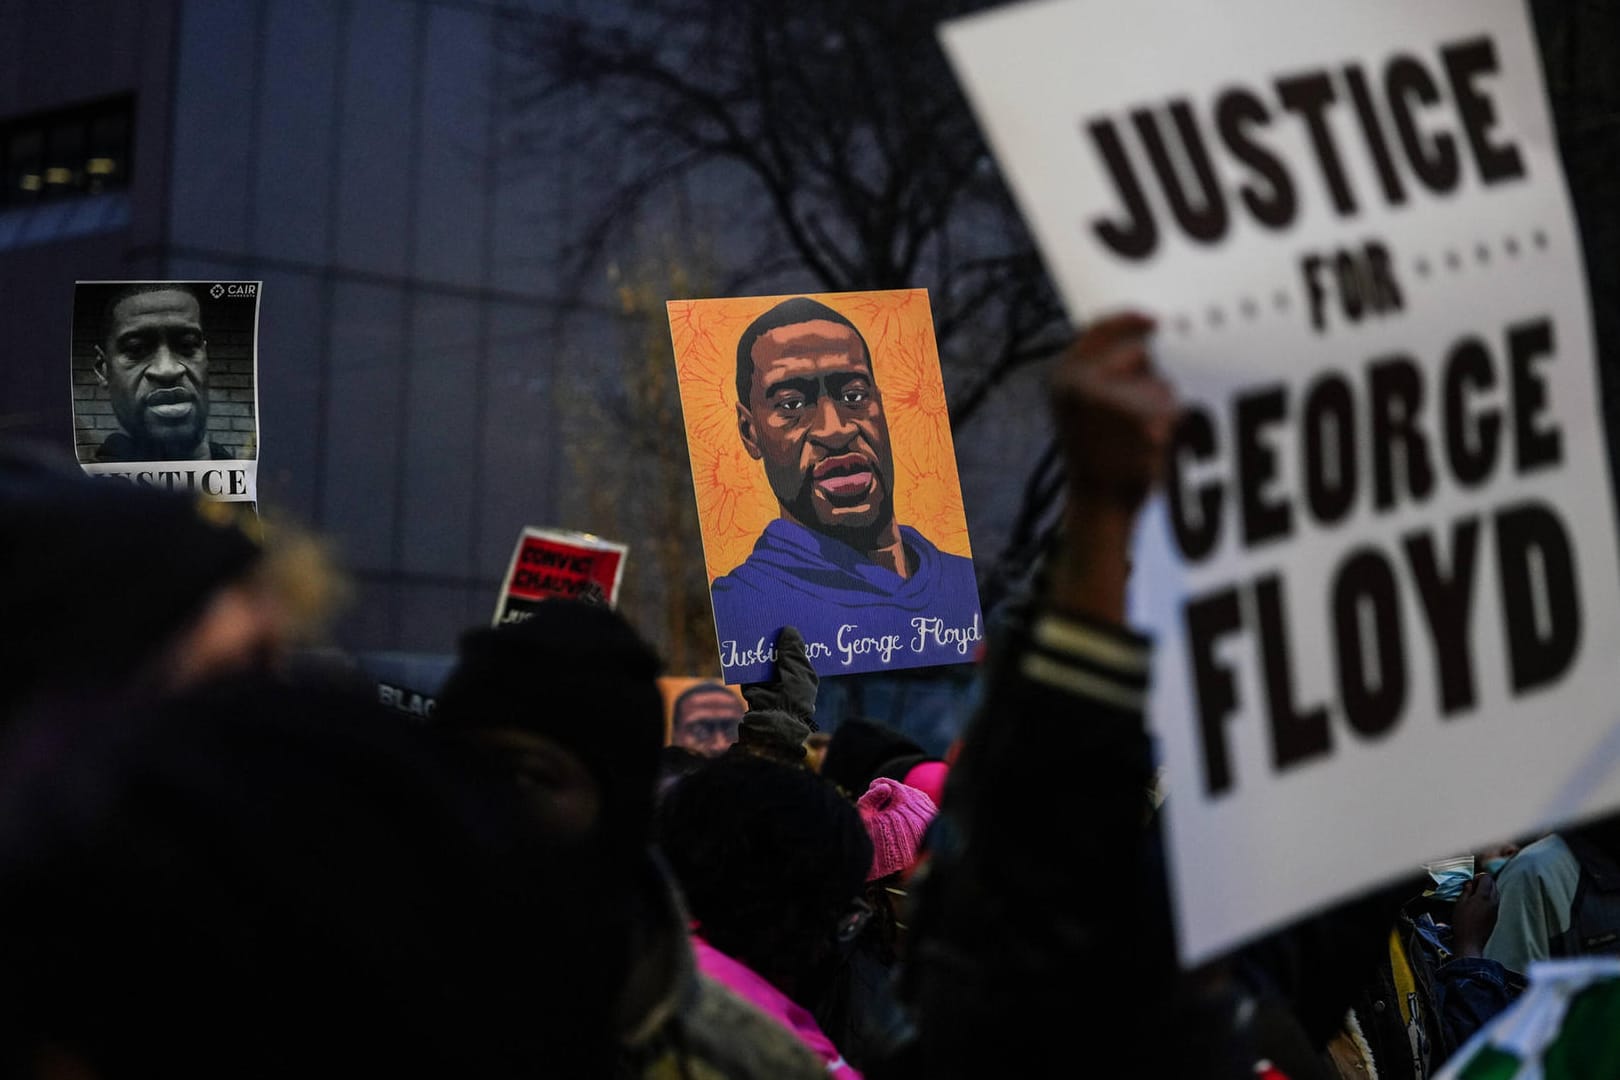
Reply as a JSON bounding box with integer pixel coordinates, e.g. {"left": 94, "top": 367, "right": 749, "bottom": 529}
{"left": 734, "top": 626, "right": 818, "bottom": 764}
{"left": 741, "top": 626, "right": 819, "bottom": 728}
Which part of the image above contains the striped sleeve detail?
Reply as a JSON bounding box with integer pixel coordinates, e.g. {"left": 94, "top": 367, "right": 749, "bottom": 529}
{"left": 1032, "top": 616, "right": 1149, "bottom": 675}
{"left": 1019, "top": 654, "right": 1145, "bottom": 710}
{"left": 1019, "top": 612, "right": 1150, "bottom": 709}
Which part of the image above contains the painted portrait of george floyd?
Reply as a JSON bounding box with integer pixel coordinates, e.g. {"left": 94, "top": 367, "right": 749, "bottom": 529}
{"left": 71, "top": 281, "right": 262, "bottom": 501}
{"left": 668, "top": 289, "right": 983, "bottom": 684}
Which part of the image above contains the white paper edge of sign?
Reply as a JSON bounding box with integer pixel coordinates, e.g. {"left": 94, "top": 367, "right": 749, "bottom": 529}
{"left": 249, "top": 282, "right": 263, "bottom": 463}
{"left": 937, "top": 14, "right": 1089, "bottom": 327}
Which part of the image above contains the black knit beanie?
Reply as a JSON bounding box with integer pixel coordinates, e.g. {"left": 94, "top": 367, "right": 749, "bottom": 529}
{"left": 658, "top": 754, "right": 872, "bottom": 995}
{"left": 821, "top": 718, "right": 929, "bottom": 796}
{"left": 434, "top": 601, "right": 665, "bottom": 850}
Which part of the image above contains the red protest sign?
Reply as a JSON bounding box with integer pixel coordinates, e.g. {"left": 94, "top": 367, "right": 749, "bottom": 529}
{"left": 492, "top": 528, "right": 629, "bottom": 625}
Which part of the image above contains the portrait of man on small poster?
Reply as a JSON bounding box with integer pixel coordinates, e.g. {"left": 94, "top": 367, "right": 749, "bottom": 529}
{"left": 70, "top": 281, "right": 262, "bottom": 504}
{"left": 72, "top": 282, "right": 261, "bottom": 465}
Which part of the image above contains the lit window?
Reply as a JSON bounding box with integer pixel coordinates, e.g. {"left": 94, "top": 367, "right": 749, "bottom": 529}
{"left": 0, "top": 96, "right": 132, "bottom": 206}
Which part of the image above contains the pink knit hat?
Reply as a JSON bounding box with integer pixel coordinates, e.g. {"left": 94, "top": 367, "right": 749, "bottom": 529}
{"left": 857, "top": 777, "right": 938, "bottom": 882}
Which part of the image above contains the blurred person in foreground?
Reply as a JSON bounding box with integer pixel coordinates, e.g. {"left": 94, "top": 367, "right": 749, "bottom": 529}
{"left": 659, "top": 753, "right": 873, "bottom": 1078}
{"left": 433, "top": 601, "right": 826, "bottom": 1079}
{"left": 0, "top": 675, "right": 618, "bottom": 1078}
{"left": 814, "top": 778, "right": 938, "bottom": 1072}
{"left": 821, "top": 718, "right": 946, "bottom": 805}
{"left": 1485, "top": 822, "right": 1620, "bottom": 974}
{"left": 0, "top": 443, "right": 343, "bottom": 723}
{"left": 1320, "top": 866, "right": 1522, "bottom": 1078}
{"left": 895, "top": 313, "right": 1425, "bottom": 1079}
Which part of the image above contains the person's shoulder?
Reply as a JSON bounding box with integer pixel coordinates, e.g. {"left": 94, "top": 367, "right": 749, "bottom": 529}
{"left": 209, "top": 443, "right": 238, "bottom": 460}
{"left": 1501, "top": 835, "right": 1578, "bottom": 884}
{"left": 677, "top": 975, "right": 827, "bottom": 1080}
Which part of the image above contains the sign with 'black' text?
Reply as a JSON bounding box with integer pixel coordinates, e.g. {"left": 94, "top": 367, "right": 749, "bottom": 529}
{"left": 945, "top": 0, "right": 1620, "bottom": 962}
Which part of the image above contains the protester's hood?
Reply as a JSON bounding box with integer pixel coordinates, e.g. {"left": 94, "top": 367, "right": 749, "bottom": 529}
{"left": 618, "top": 850, "right": 695, "bottom": 1047}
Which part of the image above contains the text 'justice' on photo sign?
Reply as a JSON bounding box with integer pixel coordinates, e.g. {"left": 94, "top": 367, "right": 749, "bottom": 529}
{"left": 944, "top": 0, "right": 1620, "bottom": 963}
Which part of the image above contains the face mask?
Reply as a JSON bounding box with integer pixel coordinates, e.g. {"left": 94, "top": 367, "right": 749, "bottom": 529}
{"left": 1484, "top": 856, "right": 1512, "bottom": 877}
{"left": 1424, "top": 856, "right": 1476, "bottom": 900}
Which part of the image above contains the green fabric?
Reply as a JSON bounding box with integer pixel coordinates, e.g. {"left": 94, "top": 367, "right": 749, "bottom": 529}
{"left": 1541, "top": 978, "right": 1620, "bottom": 1078}
{"left": 1454, "top": 1045, "right": 1521, "bottom": 1080}
{"left": 1441, "top": 963, "right": 1620, "bottom": 1080}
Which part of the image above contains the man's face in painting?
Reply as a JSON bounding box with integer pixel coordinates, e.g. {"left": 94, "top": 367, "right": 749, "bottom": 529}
{"left": 95, "top": 288, "right": 210, "bottom": 457}
{"left": 737, "top": 318, "right": 896, "bottom": 538}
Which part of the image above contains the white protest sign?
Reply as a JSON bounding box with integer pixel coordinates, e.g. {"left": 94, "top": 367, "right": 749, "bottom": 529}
{"left": 943, "top": 0, "right": 1620, "bottom": 962}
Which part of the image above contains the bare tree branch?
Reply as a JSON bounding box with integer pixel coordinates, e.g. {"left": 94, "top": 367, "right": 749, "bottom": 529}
{"left": 498, "top": 0, "right": 1066, "bottom": 427}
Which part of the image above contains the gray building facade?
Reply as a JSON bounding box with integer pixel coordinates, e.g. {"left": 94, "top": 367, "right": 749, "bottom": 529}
{"left": 2, "top": 0, "right": 619, "bottom": 654}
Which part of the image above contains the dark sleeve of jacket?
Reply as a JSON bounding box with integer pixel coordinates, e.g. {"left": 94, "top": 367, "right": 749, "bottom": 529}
{"left": 1231, "top": 879, "right": 1416, "bottom": 1050}
{"left": 1432, "top": 956, "right": 1523, "bottom": 1058}
{"left": 892, "top": 605, "right": 1361, "bottom": 1080}
{"left": 898, "top": 607, "right": 1181, "bottom": 1076}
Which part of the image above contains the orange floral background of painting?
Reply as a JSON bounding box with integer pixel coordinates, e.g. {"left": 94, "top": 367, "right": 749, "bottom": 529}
{"left": 667, "top": 289, "right": 972, "bottom": 585}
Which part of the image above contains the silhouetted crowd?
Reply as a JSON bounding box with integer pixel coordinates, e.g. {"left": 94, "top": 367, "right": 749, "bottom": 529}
{"left": 4, "top": 316, "right": 1618, "bottom": 1079}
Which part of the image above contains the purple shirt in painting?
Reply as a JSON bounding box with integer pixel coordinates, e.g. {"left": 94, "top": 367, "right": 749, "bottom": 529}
{"left": 709, "top": 519, "right": 983, "bottom": 683}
